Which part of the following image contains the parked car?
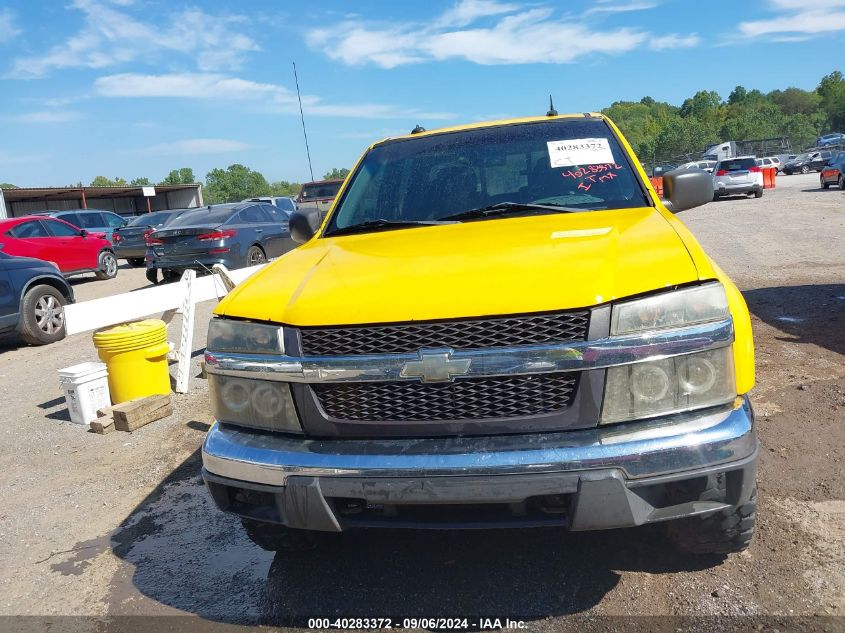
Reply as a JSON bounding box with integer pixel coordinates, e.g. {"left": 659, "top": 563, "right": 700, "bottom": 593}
{"left": 295, "top": 179, "right": 344, "bottom": 220}
{"left": 774, "top": 154, "right": 796, "bottom": 172}
{"left": 755, "top": 157, "right": 781, "bottom": 171}
{"left": 712, "top": 156, "right": 763, "bottom": 199}
{"left": 817, "top": 133, "right": 845, "bottom": 147}
{"left": 242, "top": 197, "right": 298, "bottom": 215}
{"left": 782, "top": 150, "right": 834, "bottom": 174}
{"left": 651, "top": 164, "right": 676, "bottom": 177}
{"left": 203, "top": 112, "right": 758, "bottom": 556}
{"left": 0, "top": 252, "right": 74, "bottom": 345}
{"left": 113, "top": 209, "right": 185, "bottom": 267}
{"left": 0, "top": 216, "right": 118, "bottom": 279}
{"left": 679, "top": 160, "right": 717, "bottom": 173}
{"left": 819, "top": 151, "right": 845, "bottom": 190}
{"left": 145, "top": 202, "right": 296, "bottom": 283}
{"left": 37, "top": 209, "right": 128, "bottom": 243}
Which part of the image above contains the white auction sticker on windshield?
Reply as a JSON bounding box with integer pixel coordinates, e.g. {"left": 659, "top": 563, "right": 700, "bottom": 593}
{"left": 547, "top": 138, "right": 614, "bottom": 167}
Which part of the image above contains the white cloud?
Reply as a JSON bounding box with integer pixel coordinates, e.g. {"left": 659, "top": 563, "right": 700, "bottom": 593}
{"left": 586, "top": 1, "right": 659, "bottom": 15}
{"left": 10, "top": 110, "right": 83, "bottom": 123}
{"left": 739, "top": 0, "right": 845, "bottom": 38}
{"left": 94, "top": 72, "right": 456, "bottom": 120}
{"left": 0, "top": 8, "right": 21, "bottom": 44}
{"left": 145, "top": 139, "right": 253, "bottom": 156}
{"left": 436, "top": 0, "right": 520, "bottom": 27}
{"left": 649, "top": 33, "right": 701, "bottom": 50}
{"left": 306, "top": 0, "right": 693, "bottom": 68}
{"left": 7, "top": 0, "right": 258, "bottom": 79}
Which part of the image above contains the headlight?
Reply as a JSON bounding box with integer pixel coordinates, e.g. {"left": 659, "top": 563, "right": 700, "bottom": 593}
{"left": 610, "top": 283, "right": 729, "bottom": 336}
{"left": 601, "top": 347, "right": 736, "bottom": 424}
{"left": 207, "top": 318, "right": 284, "bottom": 355}
{"left": 209, "top": 374, "right": 302, "bottom": 433}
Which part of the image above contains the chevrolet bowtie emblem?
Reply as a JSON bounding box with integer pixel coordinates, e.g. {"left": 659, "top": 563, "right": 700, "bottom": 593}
{"left": 400, "top": 349, "right": 472, "bottom": 383}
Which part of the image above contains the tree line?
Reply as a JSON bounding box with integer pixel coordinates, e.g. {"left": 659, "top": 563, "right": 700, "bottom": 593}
{"left": 603, "top": 71, "right": 845, "bottom": 166}
{"left": 2, "top": 71, "right": 843, "bottom": 195}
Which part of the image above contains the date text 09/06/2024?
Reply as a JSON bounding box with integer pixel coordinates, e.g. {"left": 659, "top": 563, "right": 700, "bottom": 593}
{"left": 307, "top": 617, "right": 527, "bottom": 629}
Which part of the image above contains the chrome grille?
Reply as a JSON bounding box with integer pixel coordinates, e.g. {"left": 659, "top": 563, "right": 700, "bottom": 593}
{"left": 312, "top": 373, "right": 578, "bottom": 422}
{"left": 299, "top": 311, "right": 590, "bottom": 356}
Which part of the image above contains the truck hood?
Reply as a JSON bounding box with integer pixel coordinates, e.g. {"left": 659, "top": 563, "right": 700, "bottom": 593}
{"left": 217, "top": 207, "right": 701, "bottom": 326}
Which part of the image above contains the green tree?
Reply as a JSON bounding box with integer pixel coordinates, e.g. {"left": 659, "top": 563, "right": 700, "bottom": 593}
{"left": 679, "top": 90, "right": 722, "bottom": 118}
{"left": 768, "top": 88, "right": 821, "bottom": 116}
{"left": 160, "top": 168, "right": 196, "bottom": 185}
{"left": 728, "top": 86, "right": 748, "bottom": 105}
{"left": 323, "top": 167, "right": 350, "bottom": 180}
{"left": 204, "top": 164, "right": 271, "bottom": 204}
{"left": 817, "top": 71, "right": 845, "bottom": 129}
{"left": 270, "top": 180, "right": 301, "bottom": 197}
{"left": 90, "top": 176, "right": 127, "bottom": 186}
{"left": 130, "top": 177, "right": 152, "bottom": 186}
{"left": 0, "top": 183, "right": 17, "bottom": 189}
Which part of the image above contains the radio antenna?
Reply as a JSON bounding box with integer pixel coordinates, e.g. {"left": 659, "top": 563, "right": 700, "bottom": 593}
{"left": 293, "top": 61, "right": 315, "bottom": 182}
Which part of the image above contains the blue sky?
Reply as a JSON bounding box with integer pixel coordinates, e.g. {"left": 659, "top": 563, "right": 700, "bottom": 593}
{"left": 0, "top": 0, "right": 842, "bottom": 187}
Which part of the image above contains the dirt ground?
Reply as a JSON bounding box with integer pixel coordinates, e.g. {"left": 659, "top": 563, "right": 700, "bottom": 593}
{"left": 0, "top": 172, "right": 843, "bottom": 631}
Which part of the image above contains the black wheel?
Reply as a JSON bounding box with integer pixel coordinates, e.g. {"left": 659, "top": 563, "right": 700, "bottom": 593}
{"left": 712, "top": 192, "right": 720, "bottom": 201}
{"left": 754, "top": 189, "right": 763, "bottom": 198}
{"left": 145, "top": 268, "right": 159, "bottom": 285}
{"left": 17, "top": 284, "right": 67, "bottom": 345}
{"left": 839, "top": 176, "right": 845, "bottom": 191}
{"left": 240, "top": 518, "right": 328, "bottom": 552}
{"left": 95, "top": 251, "right": 118, "bottom": 280}
{"left": 162, "top": 269, "right": 181, "bottom": 283}
{"left": 667, "top": 483, "right": 757, "bottom": 555}
{"left": 800, "top": 165, "right": 810, "bottom": 174}
{"left": 127, "top": 257, "right": 145, "bottom": 267}
{"left": 246, "top": 245, "right": 266, "bottom": 266}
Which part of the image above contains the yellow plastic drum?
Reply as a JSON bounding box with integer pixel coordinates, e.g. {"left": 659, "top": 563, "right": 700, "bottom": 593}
{"left": 93, "top": 319, "right": 170, "bottom": 404}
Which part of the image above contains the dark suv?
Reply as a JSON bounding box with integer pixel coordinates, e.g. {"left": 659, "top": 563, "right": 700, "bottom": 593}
{"left": 39, "top": 210, "right": 128, "bottom": 243}
{"left": 0, "top": 252, "right": 74, "bottom": 345}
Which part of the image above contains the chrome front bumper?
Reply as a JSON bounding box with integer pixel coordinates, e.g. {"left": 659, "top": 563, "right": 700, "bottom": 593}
{"left": 202, "top": 398, "right": 757, "bottom": 531}
{"left": 203, "top": 397, "right": 756, "bottom": 485}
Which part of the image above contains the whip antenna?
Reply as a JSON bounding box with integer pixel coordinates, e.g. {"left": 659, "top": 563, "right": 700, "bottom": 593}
{"left": 293, "top": 61, "right": 315, "bottom": 182}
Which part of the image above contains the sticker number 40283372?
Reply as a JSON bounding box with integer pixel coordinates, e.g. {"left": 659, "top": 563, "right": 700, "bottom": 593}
{"left": 547, "top": 138, "right": 614, "bottom": 168}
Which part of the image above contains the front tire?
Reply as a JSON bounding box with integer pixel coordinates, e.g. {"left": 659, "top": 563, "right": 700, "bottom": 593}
{"left": 754, "top": 188, "right": 763, "bottom": 198}
{"left": 667, "top": 484, "right": 757, "bottom": 555}
{"left": 17, "top": 285, "right": 67, "bottom": 345}
{"left": 95, "top": 251, "right": 118, "bottom": 280}
{"left": 801, "top": 165, "right": 810, "bottom": 174}
{"left": 240, "top": 519, "right": 326, "bottom": 552}
{"left": 839, "top": 175, "right": 845, "bottom": 191}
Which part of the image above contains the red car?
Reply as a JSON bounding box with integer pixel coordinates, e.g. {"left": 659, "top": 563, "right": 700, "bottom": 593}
{"left": 0, "top": 216, "right": 118, "bottom": 279}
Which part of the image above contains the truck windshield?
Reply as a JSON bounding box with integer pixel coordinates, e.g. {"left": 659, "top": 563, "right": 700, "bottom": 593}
{"left": 326, "top": 119, "right": 649, "bottom": 236}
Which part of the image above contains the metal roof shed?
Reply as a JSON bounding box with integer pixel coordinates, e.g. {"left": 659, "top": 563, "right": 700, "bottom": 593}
{"left": 0, "top": 184, "right": 204, "bottom": 219}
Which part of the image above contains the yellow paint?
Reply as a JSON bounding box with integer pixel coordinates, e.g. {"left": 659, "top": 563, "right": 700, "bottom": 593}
{"left": 216, "top": 114, "right": 755, "bottom": 395}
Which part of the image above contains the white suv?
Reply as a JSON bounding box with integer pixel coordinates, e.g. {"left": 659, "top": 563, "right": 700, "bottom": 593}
{"left": 713, "top": 156, "right": 764, "bottom": 200}
{"left": 755, "top": 157, "right": 781, "bottom": 171}
{"left": 680, "top": 160, "right": 717, "bottom": 173}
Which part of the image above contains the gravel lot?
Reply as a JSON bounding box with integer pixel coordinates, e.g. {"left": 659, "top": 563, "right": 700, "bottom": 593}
{"left": 0, "top": 172, "right": 843, "bottom": 630}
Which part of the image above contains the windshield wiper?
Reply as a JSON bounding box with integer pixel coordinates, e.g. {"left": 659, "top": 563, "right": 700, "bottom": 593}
{"left": 327, "top": 218, "right": 453, "bottom": 237}
{"left": 440, "top": 201, "right": 583, "bottom": 222}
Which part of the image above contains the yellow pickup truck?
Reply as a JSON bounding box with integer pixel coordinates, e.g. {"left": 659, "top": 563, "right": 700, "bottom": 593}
{"left": 202, "top": 112, "right": 758, "bottom": 555}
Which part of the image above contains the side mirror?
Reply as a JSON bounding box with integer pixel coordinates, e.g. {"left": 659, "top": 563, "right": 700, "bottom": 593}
{"left": 289, "top": 208, "right": 322, "bottom": 243}
{"left": 79, "top": 229, "right": 88, "bottom": 238}
{"left": 661, "top": 168, "right": 713, "bottom": 213}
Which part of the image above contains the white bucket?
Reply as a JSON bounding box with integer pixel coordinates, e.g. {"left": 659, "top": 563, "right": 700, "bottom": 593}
{"left": 58, "top": 362, "right": 111, "bottom": 425}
